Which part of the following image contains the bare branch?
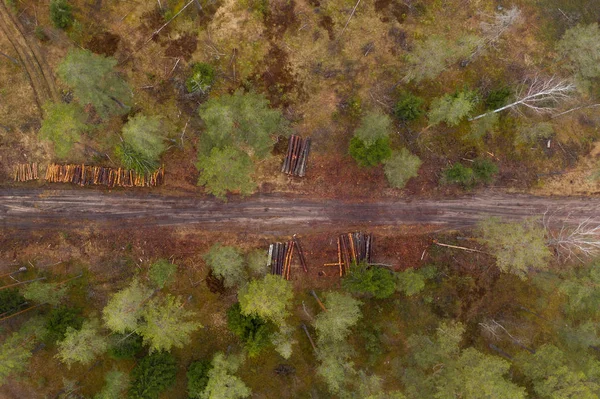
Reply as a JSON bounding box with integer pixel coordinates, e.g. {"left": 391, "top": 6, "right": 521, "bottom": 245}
{"left": 545, "top": 212, "right": 600, "bottom": 262}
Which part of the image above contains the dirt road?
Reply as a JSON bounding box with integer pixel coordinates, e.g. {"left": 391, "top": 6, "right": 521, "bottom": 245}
{"left": 0, "top": 0, "right": 59, "bottom": 111}
{"left": 1, "top": 189, "right": 599, "bottom": 232}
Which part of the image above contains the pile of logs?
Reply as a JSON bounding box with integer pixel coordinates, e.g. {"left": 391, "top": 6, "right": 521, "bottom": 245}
{"left": 268, "top": 235, "right": 308, "bottom": 280}
{"left": 325, "top": 232, "right": 373, "bottom": 276}
{"left": 281, "top": 135, "right": 311, "bottom": 177}
{"left": 13, "top": 163, "right": 39, "bottom": 182}
{"left": 44, "top": 164, "right": 165, "bottom": 188}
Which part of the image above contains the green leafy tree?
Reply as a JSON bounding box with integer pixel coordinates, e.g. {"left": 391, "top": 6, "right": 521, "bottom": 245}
{"left": 477, "top": 217, "right": 552, "bottom": 279}
{"left": 354, "top": 111, "right": 392, "bottom": 146}
{"left": 22, "top": 280, "right": 68, "bottom": 306}
{"left": 56, "top": 318, "right": 108, "bottom": 368}
{"left": 50, "top": 0, "right": 74, "bottom": 29}
{"left": 485, "top": 87, "right": 512, "bottom": 110}
{"left": 238, "top": 274, "right": 293, "bottom": 327}
{"left": 404, "top": 35, "right": 480, "bottom": 82}
{"left": 129, "top": 352, "right": 177, "bottom": 399}
{"left": 342, "top": 262, "right": 396, "bottom": 299}
{"left": 95, "top": 370, "right": 129, "bottom": 399}
{"left": 394, "top": 92, "right": 425, "bottom": 122}
{"left": 314, "top": 292, "right": 362, "bottom": 344}
{"left": 246, "top": 249, "right": 267, "bottom": 278}
{"left": 443, "top": 163, "right": 474, "bottom": 187}
{"left": 0, "top": 289, "right": 25, "bottom": 317}
{"left": 45, "top": 306, "right": 84, "bottom": 343}
{"left": 39, "top": 102, "right": 88, "bottom": 159}
{"left": 0, "top": 317, "right": 46, "bottom": 385}
{"left": 57, "top": 49, "right": 132, "bottom": 118}
{"left": 203, "top": 244, "right": 247, "bottom": 288}
{"left": 107, "top": 333, "right": 143, "bottom": 360}
{"left": 198, "top": 90, "right": 285, "bottom": 158}
{"left": 472, "top": 158, "right": 498, "bottom": 184}
{"left": 557, "top": 23, "right": 600, "bottom": 81}
{"left": 428, "top": 90, "right": 477, "bottom": 127}
{"left": 187, "top": 359, "right": 213, "bottom": 399}
{"left": 227, "top": 303, "right": 272, "bottom": 357}
{"left": 197, "top": 147, "right": 257, "bottom": 200}
{"left": 396, "top": 267, "right": 426, "bottom": 296}
{"left": 138, "top": 295, "right": 202, "bottom": 353}
{"left": 558, "top": 261, "right": 600, "bottom": 318}
{"left": 349, "top": 137, "right": 392, "bottom": 167}
{"left": 102, "top": 279, "right": 153, "bottom": 334}
{"left": 515, "top": 344, "right": 599, "bottom": 398}
{"left": 186, "top": 63, "right": 216, "bottom": 93}
{"left": 119, "top": 115, "right": 166, "bottom": 171}
{"left": 201, "top": 353, "right": 251, "bottom": 399}
{"left": 148, "top": 259, "right": 177, "bottom": 289}
{"left": 383, "top": 148, "right": 422, "bottom": 188}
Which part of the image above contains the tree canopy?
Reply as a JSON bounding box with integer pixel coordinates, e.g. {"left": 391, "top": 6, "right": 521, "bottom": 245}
{"left": 57, "top": 49, "right": 131, "bottom": 118}
{"left": 118, "top": 114, "right": 166, "bottom": 172}
{"left": 201, "top": 353, "right": 251, "bottom": 399}
{"left": 56, "top": 318, "right": 108, "bottom": 368}
{"left": 238, "top": 274, "right": 293, "bottom": 327}
{"left": 94, "top": 370, "right": 129, "bottom": 399}
{"left": 129, "top": 352, "right": 177, "bottom": 399}
{"left": 428, "top": 90, "right": 477, "bottom": 126}
{"left": 477, "top": 217, "right": 552, "bottom": 279}
{"left": 203, "top": 243, "right": 247, "bottom": 288}
{"left": 314, "top": 292, "right": 362, "bottom": 344}
{"left": 21, "top": 280, "right": 67, "bottom": 306}
{"left": 197, "top": 146, "right": 257, "bottom": 200}
{"left": 148, "top": 259, "right": 177, "bottom": 289}
{"left": 342, "top": 262, "right": 396, "bottom": 299}
{"left": 557, "top": 23, "right": 600, "bottom": 82}
{"left": 0, "top": 318, "right": 46, "bottom": 385}
{"left": 102, "top": 279, "right": 153, "bottom": 334}
{"left": 39, "top": 102, "right": 88, "bottom": 159}
{"left": 383, "top": 149, "right": 422, "bottom": 189}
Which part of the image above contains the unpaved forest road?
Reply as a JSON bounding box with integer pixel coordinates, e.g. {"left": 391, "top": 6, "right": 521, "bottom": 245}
{"left": 1, "top": 189, "right": 599, "bottom": 232}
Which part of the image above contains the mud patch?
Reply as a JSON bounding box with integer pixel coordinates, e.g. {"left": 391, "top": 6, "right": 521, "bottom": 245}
{"left": 164, "top": 32, "right": 198, "bottom": 61}
{"left": 87, "top": 32, "right": 121, "bottom": 56}
{"left": 319, "top": 15, "right": 335, "bottom": 41}
{"left": 140, "top": 8, "right": 170, "bottom": 43}
{"left": 264, "top": 0, "right": 299, "bottom": 39}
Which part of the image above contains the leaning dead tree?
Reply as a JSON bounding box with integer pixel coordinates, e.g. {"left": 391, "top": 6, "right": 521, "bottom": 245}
{"left": 466, "top": 6, "right": 522, "bottom": 64}
{"left": 469, "top": 75, "right": 576, "bottom": 121}
{"left": 545, "top": 217, "right": 600, "bottom": 262}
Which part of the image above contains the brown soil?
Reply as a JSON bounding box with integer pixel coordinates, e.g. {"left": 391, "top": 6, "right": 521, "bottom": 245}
{"left": 264, "top": 0, "right": 299, "bottom": 39}
{"left": 87, "top": 32, "right": 121, "bottom": 57}
{"left": 164, "top": 32, "right": 198, "bottom": 61}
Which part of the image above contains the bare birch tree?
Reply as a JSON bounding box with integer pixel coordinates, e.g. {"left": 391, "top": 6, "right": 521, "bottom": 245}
{"left": 466, "top": 6, "right": 522, "bottom": 64}
{"left": 545, "top": 217, "right": 600, "bottom": 262}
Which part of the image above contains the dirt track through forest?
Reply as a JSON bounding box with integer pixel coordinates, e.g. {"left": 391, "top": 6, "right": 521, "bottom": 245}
{"left": 1, "top": 189, "right": 599, "bottom": 232}
{"left": 0, "top": 0, "right": 59, "bottom": 111}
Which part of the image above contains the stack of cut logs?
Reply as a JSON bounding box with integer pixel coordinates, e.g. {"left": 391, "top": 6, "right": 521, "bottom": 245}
{"left": 44, "top": 164, "right": 165, "bottom": 188}
{"left": 13, "top": 163, "right": 38, "bottom": 182}
{"left": 325, "top": 232, "right": 373, "bottom": 276}
{"left": 268, "top": 235, "right": 308, "bottom": 280}
{"left": 281, "top": 135, "right": 311, "bottom": 177}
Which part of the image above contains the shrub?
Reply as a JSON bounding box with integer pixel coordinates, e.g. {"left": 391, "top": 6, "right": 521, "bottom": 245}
{"left": 349, "top": 136, "right": 392, "bottom": 167}
{"left": 187, "top": 359, "right": 213, "bottom": 398}
{"left": 50, "top": 0, "right": 74, "bottom": 30}
{"left": 108, "top": 333, "right": 144, "bottom": 360}
{"left": 353, "top": 111, "right": 392, "bottom": 146}
{"left": 203, "top": 244, "right": 247, "bottom": 288}
{"left": 246, "top": 249, "right": 267, "bottom": 278}
{"left": 394, "top": 92, "right": 425, "bottom": 121}
{"left": 485, "top": 87, "right": 512, "bottom": 110}
{"left": 148, "top": 259, "right": 177, "bottom": 289}
{"left": 45, "top": 306, "right": 84, "bottom": 343}
{"left": 197, "top": 147, "right": 256, "bottom": 200}
{"left": 227, "top": 303, "right": 272, "bottom": 357}
{"left": 186, "top": 63, "right": 215, "bottom": 94}
{"left": 516, "top": 122, "right": 554, "bottom": 145}
{"left": 115, "top": 142, "right": 158, "bottom": 175}
{"left": 396, "top": 268, "right": 426, "bottom": 296}
{"left": 120, "top": 114, "right": 166, "bottom": 169}
{"left": 129, "top": 352, "right": 177, "bottom": 399}
{"left": 39, "top": 102, "right": 88, "bottom": 159}
{"left": 383, "top": 148, "right": 422, "bottom": 188}
{"left": 472, "top": 158, "right": 498, "bottom": 184}
{"left": 342, "top": 262, "right": 396, "bottom": 299}
{"left": 428, "top": 90, "right": 478, "bottom": 127}
{"left": 557, "top": 23, "right": 600, "bottom": 81}
{"left": 442, "top": 163, "right": 474, "bottom": 187}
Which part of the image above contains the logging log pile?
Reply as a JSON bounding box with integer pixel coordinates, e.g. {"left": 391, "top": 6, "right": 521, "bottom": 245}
{"left": 268, "top": 235, "right": 309, "bottom": 280}
{"left": 13, "top": 163, "right": 39, "bottom": 182}
{"left": 44, "top": 164, "right": 165, "bottom": 187}
{"left": 281, "top": 135, "right": 311, "bottom": 177}
{"left": 325, "top": 232, "right": 373, "bottom": 276}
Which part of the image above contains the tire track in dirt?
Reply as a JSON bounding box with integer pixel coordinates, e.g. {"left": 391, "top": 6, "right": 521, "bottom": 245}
{"left": 0, "top": 0, "right": 59, "bottom": 111}
{"left": 1, "top": 189, "right": 599, "bottom": 233}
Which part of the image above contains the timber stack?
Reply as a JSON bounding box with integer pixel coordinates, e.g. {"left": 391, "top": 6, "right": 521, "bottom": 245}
{"left": 325, "top": 232, "right": 373, "bottom": 276}
{"left": 281, "top": 135, "right": 311, "bottom": 177}
{"left": 268, "top": 241, "right": 295, "bottom": 280}
{"left": 44, "top": 164, "right": 165, "bottom": 188}
{"left": 13, "top": 163, "right": 38, "bottom": 182}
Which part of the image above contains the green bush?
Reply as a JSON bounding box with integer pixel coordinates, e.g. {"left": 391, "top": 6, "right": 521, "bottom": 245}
{"left": 187, "top": 359, "right": 213, "bottom": 398}
{"left": 226, "top": 303, "right": 272, "bottom": 357}
{"left": 197, "top": 147, "right": 257, "bottom": 200}
{"left": 45, "top": 306, "right": 84, "bottom": 343}
{"left": 485, "top": 87, "right": 511, "bottom": 110}
{"left": 443, "top": 163, "right": 474, "bottom": 187}
{"left": 108, "top": 333, "right": 144, "bottom": 360}
{"left": 342, "top": 262, "right": 396, "bottom": 299}
{"left": 39, "top": 102, "right": 88, "bottom": 159}
{"left": 129, "top": 352, "right": 177, "bottom": 399}
{"left": 394, "top": 92, "right": 425, "bottom": 121}
{"left": 115, "top": 142, "right": 159, "bottom": 175}
{"left": 472, "top": 158, "right": 498, "bottom": 184}
{"left": 0, "top": 288, "right": 25, "bottom": 316}
{"left": 383, "top": 148, "right": 422, "bottom": 188}
{"left": 186, "top": 63, "right": 216, "bottom": 94}
{"left": 349, "top": 136, "right": 392, "bottom": 167}
{"left": 50, "top": 0, "right": 74, "bottom": 30}
{"left": 148, "top": 259, "right": 177, "bottom": 289}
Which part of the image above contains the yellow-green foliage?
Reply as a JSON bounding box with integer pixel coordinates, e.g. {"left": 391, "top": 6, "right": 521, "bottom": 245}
{"left": 39, "top": 102, "right": 88, "bottom": 159}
